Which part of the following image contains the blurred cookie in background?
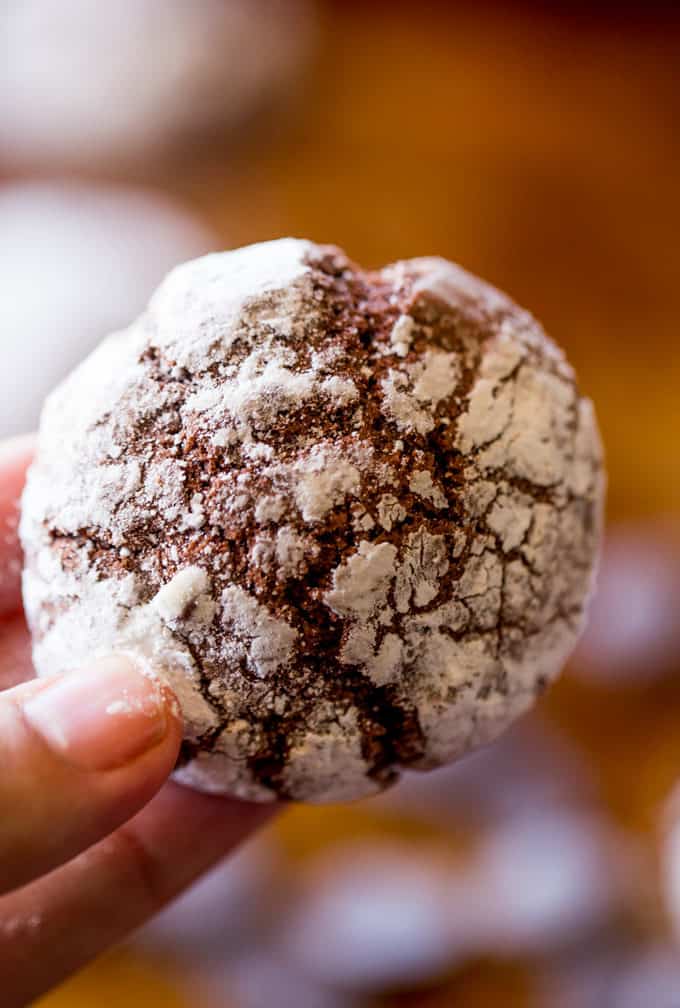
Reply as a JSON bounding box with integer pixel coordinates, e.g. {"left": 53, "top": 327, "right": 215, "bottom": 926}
{"left": 277, "top": 841, "right": 476, "bottom": 994}
{"left": 468, "top": 809, "right": 643, "bottom": 959}
{"left": 572, "top": 521, "right": 680, "bottom": 685}
{"left": 0, "top": 0, "right": 317, "bottom": 173}
{"left": 267, "top": 813, "right": 645, "bottom": 998}
{"left": 0, "top": 182, "right": 215, "bottom": 437}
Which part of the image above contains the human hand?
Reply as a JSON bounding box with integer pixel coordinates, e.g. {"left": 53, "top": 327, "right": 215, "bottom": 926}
{"left": 0, "top": 436, "right": 275, "bottom": 1007}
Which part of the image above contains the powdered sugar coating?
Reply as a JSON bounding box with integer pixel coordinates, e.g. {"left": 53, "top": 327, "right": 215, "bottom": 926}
{"left": 20, "top": 239, "right": 604, "bottom": 803}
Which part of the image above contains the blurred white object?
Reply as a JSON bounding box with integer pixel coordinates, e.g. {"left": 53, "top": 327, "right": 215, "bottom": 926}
{"left": 469, "top": 811, "right": 624, "bottom": 955}
{"left": 280, "top": 842, "right": 475, "bottom": 992}
{"left": 574, "top": 522, "right": 680, "bottom": 683}
{"left": 0, "top": 0, "right": 315, "bottom": 168}
{"left": 0, "top": 183, "right": 215, "bottom": 437}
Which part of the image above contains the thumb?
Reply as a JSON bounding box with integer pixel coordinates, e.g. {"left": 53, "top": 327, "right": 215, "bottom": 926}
{"left": 0, "top": 656, "right": 182, "bottom": 895}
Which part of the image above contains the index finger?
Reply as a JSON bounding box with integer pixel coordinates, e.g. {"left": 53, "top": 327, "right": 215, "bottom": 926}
{"left": 0, "top": 435, "right": 35, "bottom": 617}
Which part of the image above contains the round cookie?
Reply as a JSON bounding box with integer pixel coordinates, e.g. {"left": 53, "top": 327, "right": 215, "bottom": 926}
{"left": 20, "top": 239, "right": 604, "bottom": 803}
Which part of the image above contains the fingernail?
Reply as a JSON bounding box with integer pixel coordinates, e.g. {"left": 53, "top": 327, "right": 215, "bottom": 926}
{"left": 23, "top": 657, "right": 170, "bottom": 772}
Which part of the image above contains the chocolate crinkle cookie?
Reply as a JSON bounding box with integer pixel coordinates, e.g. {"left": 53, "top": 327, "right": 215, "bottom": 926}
{"left": 20, "top": 239, "right": 604, "bottom": 803}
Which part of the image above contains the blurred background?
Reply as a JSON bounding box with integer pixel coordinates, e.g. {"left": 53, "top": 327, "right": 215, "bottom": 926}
{"left": 1, "top": 0, "right": 679, "bottom": 1005}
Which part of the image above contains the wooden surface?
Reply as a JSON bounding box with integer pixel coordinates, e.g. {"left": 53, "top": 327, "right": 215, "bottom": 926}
{"left": 32, "top": 2, "right": 680, "bottom": 1006}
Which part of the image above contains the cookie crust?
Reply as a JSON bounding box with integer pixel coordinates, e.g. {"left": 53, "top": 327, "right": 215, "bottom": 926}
{"left": 21, "top": 239, "right": 604, "bottom": 803}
